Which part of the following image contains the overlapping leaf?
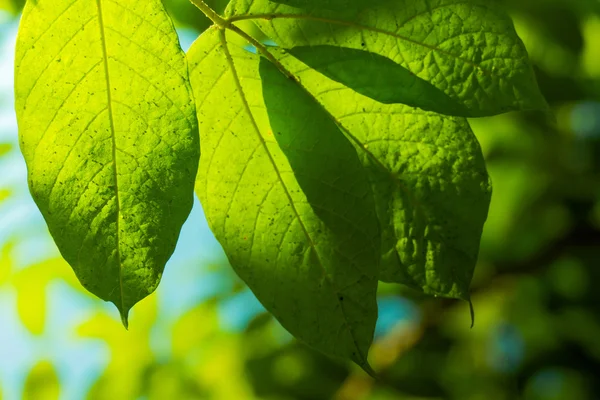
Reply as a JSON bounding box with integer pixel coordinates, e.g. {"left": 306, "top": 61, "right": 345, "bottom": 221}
{"left": 225, "top": 0, "right": 547, "bottom": 117}
{"left": 187, "top": 28, "right": 380, "bottom": 369}
{"left": 262, "top": 48, "right": 491, "bottom": 299}
{"left": 288, "top": 45, "right": 469, "bottom": 114}
{"left": 12, "top": 0, "right": 545, "bottom": 372}
{"left": 15, "top": 0, "right": 199, "bottom": 324}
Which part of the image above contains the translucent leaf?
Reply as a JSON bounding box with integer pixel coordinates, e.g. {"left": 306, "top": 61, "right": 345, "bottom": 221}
{"left": 270, "top": 49, "right": 491, "bottom": 299}
{"left": 14, "top": 0, "right": 199, "bottom": 324}
{"left": 225, "top": 0, "right": 547, "bottom": 117}
{"left": 288, "top": 45, "right": 469, "bottom": 115}
{"left": 163, "top": 0, "right": 229, "bottom": 32}
{"left": 187, "top": 28, "right": 380, "bottom": 370}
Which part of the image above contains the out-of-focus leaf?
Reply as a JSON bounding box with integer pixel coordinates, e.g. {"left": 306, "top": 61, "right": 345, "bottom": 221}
{"left": 172, "top": 303, "right": 255, "bottom": 399}
{"left": 0, "top": 242, "right": 14, "bottom": 284}
{"left": 0, "top": 189, "right": 10, "bottom": 202}
{"left": 142, "top": 363, "right": 207, "bottom": 400}
{"left": 12, "top": 258, "right": 94, "bottom": 334}
{"left": 23, "top": 361, "right": 60, "bottom": 400}
{"left": 14, "top": 267, "right": 48, "bottom": 334}
{"left": 172, "top": 301, "right": 219, "bottom": 359}
{"left": 79, "top": 295, "right": 157, "bottom": 400}
{"left": 0, "top": 0, "right": 24, "bottom": 14}
{"left": 582, "top": 15, "right": 600, "bottom": 79}
{"left": 0, "top": 142, "right": 12, "bottom": 157}
{"left": 245, "top": 342, "right": 349, "bottom": 400}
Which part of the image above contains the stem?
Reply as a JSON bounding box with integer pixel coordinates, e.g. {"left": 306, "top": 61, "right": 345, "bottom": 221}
{"left": 189, "top": 0, "right": 227, "bottom": 27}
{"left": 225, "top": 23, "right": 296, "bottom": 80}
{"left": 189, "top": 0, "right": 292, "bottom": 80}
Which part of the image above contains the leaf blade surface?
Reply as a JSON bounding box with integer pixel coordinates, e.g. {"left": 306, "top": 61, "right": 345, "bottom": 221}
{"left": 187, "top": 28, "right": 380, "bottom": 368}
{"left": 226, "top": 0, "right": 546, "bottom": 117}
{"left": 288, "top": 45, "right": 470, "bottom": 115}
{"left": 15, "top": 0, "right": 199, "bottom": 322}
{"left": 268, "top": 48, "right": 492, "bottom": 299}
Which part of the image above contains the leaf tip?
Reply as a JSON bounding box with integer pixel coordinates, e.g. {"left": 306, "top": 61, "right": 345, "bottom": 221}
{"left": 469, "top": 298, "right": 475, "bottom": 329}
{"left": 118, "top": 307, "right": 130, "bottom": 330}
{"left": 357, "top": 359, "right": 378, "bottom": 379}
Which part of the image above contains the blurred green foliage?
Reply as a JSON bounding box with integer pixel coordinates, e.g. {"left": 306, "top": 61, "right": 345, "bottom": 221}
{"left": 1, "top": 0, "right": 600, "bottom": 399}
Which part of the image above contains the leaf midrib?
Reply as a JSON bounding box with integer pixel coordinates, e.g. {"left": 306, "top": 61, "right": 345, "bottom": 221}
{"left": 217, "top": 28, "right": 369, "bottom": 366}
{"left": 96, "top": 0, "right": 126, "bottom": 320}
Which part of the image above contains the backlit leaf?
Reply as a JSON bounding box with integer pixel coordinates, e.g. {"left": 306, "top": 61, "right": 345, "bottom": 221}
{"left": 15, "top": 0, "right": 199, "bottom": 324}
{"left": 288, "top": 45, "right": 469, "bottom": 115}
{"left": 187, "top": 28, "right": 380, "bottom": 370}
{"left": 270, "top": 49, "right": 492, "bottom": 299}
{"left": 225, "top": 0, "right": 547, "bottom": 117}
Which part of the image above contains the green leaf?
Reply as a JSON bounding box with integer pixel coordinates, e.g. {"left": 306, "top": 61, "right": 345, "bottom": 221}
{"left": 23, "top": 361, "right": 60, "bottom": 400}
{"left": 187, "top": 28, "right": 380, "bottom": 369}
{"left": 234, "top": 45, "right": 491, "bottom": 300}
{"left": 266, "top": 48, "right": 491, "bottom": 299}
{"left": 225, "top": 0, "right": 547, "bottom": 117}
{"left": 15, "top": 0, "right": 199, "bottom": 324}
{"left": 0, "top": 0, "right": 24, "bottom": 15}
{"left": 0, "top": 142, "right": 12, "bottom": 157}
{"left": 288, "top": 45, "right": 469, "bottom": 116}
{"left": 0, "top": 189, "right": 10, "bottom": 202}
{"left": 267, "top": 0, "right": 388, "bottom": 12}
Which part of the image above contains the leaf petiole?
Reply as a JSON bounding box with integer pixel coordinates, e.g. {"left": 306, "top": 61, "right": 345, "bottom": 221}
{"left": 188, "top": 0, "right": 295, "bottom": 81}
{"left": 225, "top": 23, "right": 295, "bottom": 80}
{"left": 189, "top": 0, "right": 228, "bottom": 27}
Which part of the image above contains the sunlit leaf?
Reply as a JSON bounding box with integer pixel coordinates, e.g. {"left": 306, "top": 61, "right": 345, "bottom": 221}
{"left": 15, "top": 0, "right": 199, "bottom": 324}
{"left": 288, "top": 45, "right": 469, "bottom": 115}
{"left": 78, "top": 294, "right": 157, "bottom": 400}
{"left": 0, "top": 188, "right": 10, "bottom": 202}
{"left": 272, "top": 49, "right": 491, "bottom": 298}
{"left": 23, "top": 361, "right": 60, "bottom": 400}
{"left": 172, "top": 301, "right": 219, "bottom": 359}
{"left": 0, "top": 142, "right": 12, "bottom": 157}
{"left": 187, "top": 28, "right": 380, "bottom": 370}
{"left": 0, "top": 0, "right": 24, "bottom": 14}
{"left": 0, "top": 241, "right": 15, "bottom": 284}
{"left": 171, "top": 302, "right": 256, "bottom": 398}
{"left": 13, "top": 258, "right": 98, "bottom": 334}
{"left": 14, "top": 269, "right": 48, "bottom": 335}
{"left": 226, "top": 0, "right": 547, "bottom": 117}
